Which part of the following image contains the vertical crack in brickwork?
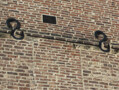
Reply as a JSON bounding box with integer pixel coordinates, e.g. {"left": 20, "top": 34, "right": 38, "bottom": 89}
{"left": 80, "top": 49, "right": 85, "bottom": 90}
{"left": 30, "top": 40, "right": 36, "bottom": 90}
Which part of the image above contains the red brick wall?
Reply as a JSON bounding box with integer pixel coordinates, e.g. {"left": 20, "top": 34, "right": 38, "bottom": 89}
{"left": 0, "top": 38, "right": 83, "bottom": 90}
{"left": 1, "top": 0, "right": 119, "bottom": 42}
{"left": 0, "top": 0, "right": 119, "bottom": 90}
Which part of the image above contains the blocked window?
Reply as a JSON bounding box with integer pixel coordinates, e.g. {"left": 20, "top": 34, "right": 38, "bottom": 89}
{"left": 43, "top": 15, "right": 56, "bottom": 24}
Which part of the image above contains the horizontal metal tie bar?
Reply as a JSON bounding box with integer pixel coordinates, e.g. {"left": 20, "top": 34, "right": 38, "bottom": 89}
{"left": 0, "top": 30, "right": 119, "bottom": 50}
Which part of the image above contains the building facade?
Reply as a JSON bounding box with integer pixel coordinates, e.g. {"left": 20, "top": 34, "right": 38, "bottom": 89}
{"left": 0, "top": 0, "right": 119, "bottom": 90}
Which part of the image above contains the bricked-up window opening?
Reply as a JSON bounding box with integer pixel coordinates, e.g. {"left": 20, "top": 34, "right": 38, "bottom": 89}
{"left": 43, "top": 15, "right": 56, "bottom": 24}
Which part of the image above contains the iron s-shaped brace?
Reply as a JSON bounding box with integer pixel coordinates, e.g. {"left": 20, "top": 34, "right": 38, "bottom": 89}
{"left": 95, "top": 30, "right": 110, "bottom": 52}
{"left": 6, "top": 18, "right": 24, "bottom": 40}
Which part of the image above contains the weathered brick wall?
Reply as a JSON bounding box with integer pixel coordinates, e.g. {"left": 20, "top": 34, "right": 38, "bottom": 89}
{"left": 0, "top": 38, "right": 119, "bottom": 90}
{"left": 81, "top": 49, "right": 119, "bottom": 90}
{"left": 1, "top": 0, "right": 119, "bottom": 42}
{"left": 0, "top": 0, "right": 119, "bottom": 90}
{"left": 0, "top": 38, "right": 83, "bottom": 90}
